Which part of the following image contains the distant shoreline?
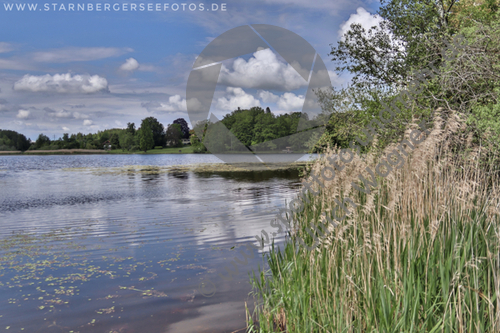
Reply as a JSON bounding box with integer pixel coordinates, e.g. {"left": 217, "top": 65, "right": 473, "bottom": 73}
{"left": 0, "top": 149, "right": 117, "bottom": 155}
{"left": 0, "top": 147, "right": 197, "bottom": 155}
{"left": 0, "top": 147, "right": 316, "bottom": 156}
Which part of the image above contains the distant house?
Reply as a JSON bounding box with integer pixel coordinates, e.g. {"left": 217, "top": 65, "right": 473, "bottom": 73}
{"left": 102, "top": 140, "right": 112, "bottom": 150}
{"left": 181, "top": 138, "right": 191, "bottom": 145}
{"left": 283, "top": 146, "right": 293, "bottom": 153}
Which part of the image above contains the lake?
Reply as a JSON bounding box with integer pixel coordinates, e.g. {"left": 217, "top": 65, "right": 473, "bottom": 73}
{"left": 0, "top": 154, "right": 312, "bottom": 333}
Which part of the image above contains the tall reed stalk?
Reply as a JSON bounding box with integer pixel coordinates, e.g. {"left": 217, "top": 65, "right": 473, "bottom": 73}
{"left": 248, "top": 109, "right": 500, "bottom": 332}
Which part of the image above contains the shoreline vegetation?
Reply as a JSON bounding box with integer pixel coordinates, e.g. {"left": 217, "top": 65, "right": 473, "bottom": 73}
{"left": 247, "top": 110, "right": 500, "bottom": 331}
{"left": 246, "top": 4, "right": 500, "bottom": 332}
{"left": 1, "top": 108, "right": 321, "bottom": 156}
{"left": 0, "top": 146, "right": 197, "bottom": 155}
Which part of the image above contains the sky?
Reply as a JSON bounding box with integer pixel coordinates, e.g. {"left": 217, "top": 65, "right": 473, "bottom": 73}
{"left": 0, "top": 0, "right": 382, "bottom": 140}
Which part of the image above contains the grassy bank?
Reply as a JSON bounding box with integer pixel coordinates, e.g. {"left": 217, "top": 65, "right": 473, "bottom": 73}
{"left": 106, "top": 146, "right": 196, "bottom": 154}
{"left": 248, "top": 110, "right": 500, "bottom": 332}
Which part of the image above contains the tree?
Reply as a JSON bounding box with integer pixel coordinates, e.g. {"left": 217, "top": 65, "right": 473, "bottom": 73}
{"left": 119, "top": 132, "right": 136, "bottom": 151}
{"left": 99, "top": 131, "right": 110, "bottom": 145}
{"left": 172, "top": 118, "right": 190, "bottom": 139}
{"left": 35, "top": 133, "right": 51, "bottom": 149}
{"left": 126, "top": 122, "right": 136, "bottom": 135}
{"left": 190, "top": 132, "right": 207, "bottom": 153}
{"left": 165, "top": 123, "right": 182, "bottom": 147}
{"left": 330, "top": 0, "right": 460, "bottom": 90}
{"left": 138, "top": 121, "right": 155, "bottom": 152}
{"left": 141, "top": 117, "right": 165, "bottom": 147}
{"left": 109, "top": 133, "right": 120, "bottom": 148}
{"left": 0, "top": 130, "right": 30, "bottom": 151}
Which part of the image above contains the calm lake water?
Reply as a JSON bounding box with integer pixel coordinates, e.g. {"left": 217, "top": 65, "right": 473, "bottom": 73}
{"left": 0, "top": 154, "right": 312, "bottom": 333}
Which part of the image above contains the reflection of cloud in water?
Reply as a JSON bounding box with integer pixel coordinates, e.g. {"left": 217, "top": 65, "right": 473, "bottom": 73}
{"left": 191, "top": 181, "right": 299, "bottom": 253}
{"left": 0, "top": 158, "right": 305, "bottom": 332}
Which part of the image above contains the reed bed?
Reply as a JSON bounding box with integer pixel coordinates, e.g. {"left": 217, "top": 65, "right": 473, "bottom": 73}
{"left": 248, "top": 109, "right": 500, "bottom": 332}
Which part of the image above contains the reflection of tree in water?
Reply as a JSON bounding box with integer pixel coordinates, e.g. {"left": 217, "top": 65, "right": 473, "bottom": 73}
{"left": 140, "top": 172, "right": 161, "bottom": 182}
{"left": 167, "top": 172, "right": 189, "bottom": 180}
{"left": 194, "top": 169, "right": 301, "bottom": 183}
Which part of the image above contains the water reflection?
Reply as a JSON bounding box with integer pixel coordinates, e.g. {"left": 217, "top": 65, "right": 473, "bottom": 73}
{"left": 0, "top": 155, "right": 303, "bottom": 332}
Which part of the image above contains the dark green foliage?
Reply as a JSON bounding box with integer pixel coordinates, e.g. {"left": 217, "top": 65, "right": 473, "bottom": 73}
{"left": 119, "top": 132, "right": 136, "bottom": 151}
{"left": 35, "top": 133, "right": 51, "bottom": 149}
{"left": 141, "top": 117, "right": 165, "bottom": 147}
{"left": 215, "top": 107, "right": 318, "bottom": 152}
{"left": 0, "top": 130, "right": 30, "bottom": 151}
{"left": 172, "top": 118, "right": 190, "bottom": 139}
{"left": 165, "top": 123, "right": 183, "bottom": 147}
{"left": 126, "top": 122, "right": 136, "bottom": 135}
{"left": 138, "top": 120, "right": 155, "bottom": 152}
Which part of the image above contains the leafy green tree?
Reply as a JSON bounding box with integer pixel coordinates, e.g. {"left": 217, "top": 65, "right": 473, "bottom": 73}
{"left": 119, "top": 132, "right": 136, "bottom": 151}
{"left": 0, "top": 130, "right": 30, "bottom": 151}
{"left": 172, "top": 118, "right": 190, "bottom": 139}
{"left": 138, "top": 121, "right": 155, "bottom": 152}
{"left": 109, "top": 133, "right": 120, "bottom": 148}
{"left": 99, "top": 131, "right": 110, "bottom": 145}
{"left": 142, "top": 117, "right": 165, "bottom": 147}
{"left": 35, "top": 133, "right": 51, "bottom": 149}
{"left": 330, "top": 0, "right": 459, "bottom": 90}
{"left": 126, "top": 122, "right": 136, "bottom": 135}
{"left": 165, "top": 123, "right": 182, "bottom": 147}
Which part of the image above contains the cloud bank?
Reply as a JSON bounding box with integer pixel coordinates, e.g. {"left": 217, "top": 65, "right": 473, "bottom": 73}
{"left": 33, "top": 47, "right": 133, "bottom": 63}
{"left": 219, "top": 49, "right": 308, "bottom": 91}
{"left": 141, "top": 95, "right": 188, "bottom": 112}
{"left": 13, "top": 73, "right": 109, "bottom": 94}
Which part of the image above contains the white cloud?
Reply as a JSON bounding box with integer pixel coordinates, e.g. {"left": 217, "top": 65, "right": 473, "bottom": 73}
{"left": 13, "top": 73, "right": 109, "bottom": 94}
{"left": 219, "top": 49, "right": 307, "bottom": 91}
{"left": 277, "top": 92, "right": 305, "bottom": 111}
{"left": 45, "top": 108, "right": 91, "bottom": 120}
{"left": 62, "top": 126, "right": 70, "bottom": 131}
{"left": 0, "top": 42, "right": 13, "bottom": 54}
{"left": 216, "top": 87, "right": 261, "bottom": 111}
{"left": 141, "top": 95, "right": 188, "bottom": 112}
{"left": 339, "top": 7, "right": 383, "bottom": 39}
{"left": 258, "top": 91, "right": 305, "bottom": 111}
{"left": 33, "top": 47, "right": 133, "bottom": 63}
{"left": 73, "top": 112, "right": 89, "bottom": 119}
{"left": 16, "top": 109, "right": 30, "bottom": 119}
{"left": 338, "top": 7, "right": 406, "bottom": 56}
{"left": 83, "top": 119, "right": 93, "bottom": 126}
{"left": 46, "top": 108, "right": 72, "bottom": 118}
{"left": 258, "top": 90, "right": 280, "bottom": 104}
{"left": 119, "top": 58, "right": 156, "bottom": 72}
{"left": 119, "top": 58, "right": 140, "bottom": 72}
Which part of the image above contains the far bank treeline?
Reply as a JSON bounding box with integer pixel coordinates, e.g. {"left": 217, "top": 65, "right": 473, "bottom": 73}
{"left": 0, "top": 107, "right": 321, "bottom": 153}
{"left": 0, "top": 117, "right": 193, "bottom": 153}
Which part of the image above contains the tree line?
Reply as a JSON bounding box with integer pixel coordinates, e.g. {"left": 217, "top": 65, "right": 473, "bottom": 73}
{"left": 1, "top": 107, "right": 324, "bottom": 153}
{"left": 190, "top": 107, "right": 324, "bottom": 153}
{"left": 0, "top": 117, "right": 191, "bottom": 152}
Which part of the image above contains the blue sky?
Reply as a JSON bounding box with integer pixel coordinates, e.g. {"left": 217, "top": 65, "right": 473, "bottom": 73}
{"left": 0, "top": 0, "right": 381, "bottom": 140}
